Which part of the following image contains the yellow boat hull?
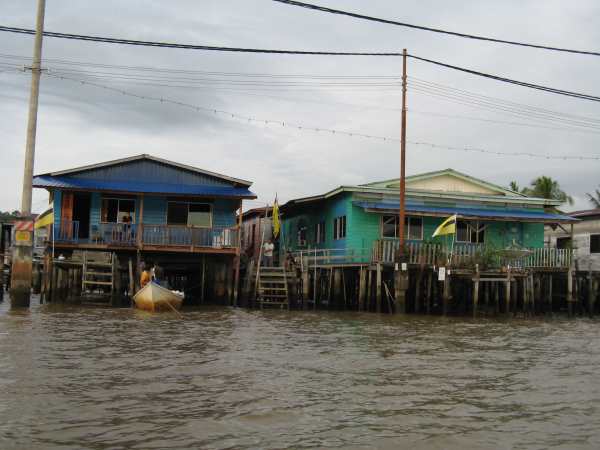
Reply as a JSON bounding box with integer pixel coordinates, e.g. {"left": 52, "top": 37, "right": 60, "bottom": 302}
{"left": 133, "top": 282, "right": 183, "bottom": 312}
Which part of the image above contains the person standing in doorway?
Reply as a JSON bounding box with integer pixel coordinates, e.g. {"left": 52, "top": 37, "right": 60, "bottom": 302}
{"left": 262, "top": 239, "right": 274, "bottom": 267}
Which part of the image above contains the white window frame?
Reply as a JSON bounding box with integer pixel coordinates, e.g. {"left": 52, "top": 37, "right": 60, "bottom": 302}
{"left": 380, "top": 215, "right": 423, "bottom": 241}
{"left": 333, "top": 215, "right": 346, "bottom": 240}
{"left": 166, "top": 201, "right": 213, "bottom": 228}
{"left": 315, "top": 221, "right": 326, "bottom": 244}
{"left": 456, "top": 220, "right": 486, "bottom": 244}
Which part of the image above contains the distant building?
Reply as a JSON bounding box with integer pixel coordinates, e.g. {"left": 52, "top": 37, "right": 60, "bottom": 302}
{"left": 546, "top": 209, "right": 600, "bottom": 270}
{"left": 240, "top": 206, "right": 273, "bottom": 260}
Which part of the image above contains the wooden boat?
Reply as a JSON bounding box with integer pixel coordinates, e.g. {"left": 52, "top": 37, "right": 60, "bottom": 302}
{"left": 133, "top": 282, "right": 184, "bottom": 312}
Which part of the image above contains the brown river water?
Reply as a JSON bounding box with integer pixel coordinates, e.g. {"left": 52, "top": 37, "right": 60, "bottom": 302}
{"left": 1, "top": 294, "right": 599, "bottom": 450}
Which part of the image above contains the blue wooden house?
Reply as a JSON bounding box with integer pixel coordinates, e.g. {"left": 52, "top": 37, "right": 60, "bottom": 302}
{"left": 33, "top": 154, "right": 256, "bottom": 299}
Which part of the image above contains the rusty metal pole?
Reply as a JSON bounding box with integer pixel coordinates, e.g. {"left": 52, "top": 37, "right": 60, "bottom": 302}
{"left": 398, "top": 49, "right": 407, "bottom": 260}
{"left": 11, "top": 0, "right": 46, "bottom": 308}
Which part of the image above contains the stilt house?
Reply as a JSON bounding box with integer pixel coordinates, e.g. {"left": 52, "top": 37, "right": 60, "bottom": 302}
{"left": 281, "top": 169, "right": 576, "bottom": 268}
{"left": 33, "top": 154, "right": 256, "bottom": 303}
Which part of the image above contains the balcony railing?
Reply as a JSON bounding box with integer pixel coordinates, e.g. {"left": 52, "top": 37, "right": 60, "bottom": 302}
{"left": 141, "top": 225, "right": 239, "bottom": 248}
{"left": 54, "top": 220, "right": 79, "bottom": 243}
{"left": 372, "top": 239, "right": 573, "bottom": 269}
{"left": 53, "top": 221, "right": 239, "bottom": 250}
{"left": 91, "top": 223, "right": 138, "bottom": 245}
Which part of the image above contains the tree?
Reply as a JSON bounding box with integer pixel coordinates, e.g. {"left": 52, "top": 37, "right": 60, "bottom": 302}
{"left": 509, "top": 181, "right": 522, "bottom": 193}
{"left": 587, "top": 187, "right": 600, "bottom": 208}
{"left": 523, "top": 176, "right": 573, "bottom": 205}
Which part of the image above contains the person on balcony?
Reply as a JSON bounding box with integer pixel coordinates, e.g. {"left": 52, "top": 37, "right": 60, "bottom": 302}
{"left": 262, "top": 239, "right": 274, "bottom": 267}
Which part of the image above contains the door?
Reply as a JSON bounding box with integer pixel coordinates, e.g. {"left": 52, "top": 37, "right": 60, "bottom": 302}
{"left": 60, "top": 192, "right": 74, "bottom": 239}
{"left": 73, "top": 192, "right": 91, "bottom": 239}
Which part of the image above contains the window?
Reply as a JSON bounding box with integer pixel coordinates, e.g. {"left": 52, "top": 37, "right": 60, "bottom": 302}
{"left": 315, "top": 221, "right": 326, "bottom": 244}
{"left": 556, "top": 237, "right": 571, "bottom": 249}
{"left": 456, "top": 220, "right": 486, "bottom": 243}
{"left": 101, "top": 197, "right": 135, "bottom": 223}
{"left": 590, "top": 235, "right": 600, "bottom": 253}
{"left": 297, "top": 226, "right": 307, "bottom": 246}
{"left": 381, "top": 215, "right": 423, "bottom": 240}
{"left": 333, "top": 216, "right": 346, "bottom": 240}
{"left": 167, "top": 202, "right": 212, "bottom": 227}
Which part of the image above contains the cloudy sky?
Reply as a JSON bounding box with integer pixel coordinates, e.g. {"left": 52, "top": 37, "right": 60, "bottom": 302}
{"left": 1, "top": 0, "right": 599, "bottom": 214}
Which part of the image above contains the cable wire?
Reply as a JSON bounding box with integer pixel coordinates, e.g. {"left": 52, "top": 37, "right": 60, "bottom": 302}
{"left": 273, "top": 0, "right": 600, "bottom": 56}
{"left": 42, "top": 72, "right": 600, "bottom": 161}
{"left": 3, "top": 25, "right": 600, "bottom": 102}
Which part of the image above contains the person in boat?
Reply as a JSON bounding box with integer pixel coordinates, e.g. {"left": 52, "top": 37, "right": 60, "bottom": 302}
{"left": 140, "top": 263, "right": 152, "bottom": 288}
{"left": 153, "top": 263, "right": 165, "bottom": 287}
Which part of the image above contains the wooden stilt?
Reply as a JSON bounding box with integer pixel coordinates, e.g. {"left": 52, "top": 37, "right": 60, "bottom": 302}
{"left": 473, "top": 265, "right": 480, "bottom": 318}
{"left": 376, "top": 263, "right": 382, "bottom": 313}
{"left": 442, "top": 270, "right": 450, "bottom": 316}
{"left": 358, "top": 266, "right": 366, "bottom": 311}
{"left": 504, "top": 269, "right": 511, "bottom": 315}
{"left": 367, "top": 269, "right": 372, "bottom": 312}
{"left": 415, "top": 268, "right": 423, "bottom": 314}
{"left": 567, "top": 266, "right": 574, "bottom": 317}
{"left": 425, "top": 270, "right": 433, "bottom": 315}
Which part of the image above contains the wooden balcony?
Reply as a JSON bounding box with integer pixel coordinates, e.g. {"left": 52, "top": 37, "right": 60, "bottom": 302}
{"left": 53, "top": 220, "right": 239, "bottom": 252}
{"left": 372, "top": 239, "right": 573, "bottom": 269}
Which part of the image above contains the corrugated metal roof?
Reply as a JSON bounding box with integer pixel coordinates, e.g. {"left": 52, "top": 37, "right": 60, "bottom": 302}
{"left": 353, "top": 201, "right": 577, "bottom": 223}
{"left": 39, "top": 154, "right": 253, "bottom": 187}
{"left": 33, "top": 175, "right": 257, "bottom": 199}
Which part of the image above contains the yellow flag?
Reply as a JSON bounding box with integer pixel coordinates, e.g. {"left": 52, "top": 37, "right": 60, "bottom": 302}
{"left": 272, "top": 196, "right": 280, "bottom": 238}
{"left": 432, "top": 214, "right": 457, "bottom": 238}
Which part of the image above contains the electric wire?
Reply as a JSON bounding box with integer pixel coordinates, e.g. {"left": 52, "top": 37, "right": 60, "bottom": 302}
{"left": 42, "top": 71, "right": 600, "bottom": 161}
{"left": 2, "top": 25, "right": 600, "bottom": 102}
{"left": 272, "top": 0, "right": 600, "bottom": 56}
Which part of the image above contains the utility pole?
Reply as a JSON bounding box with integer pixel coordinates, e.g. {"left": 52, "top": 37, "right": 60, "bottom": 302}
{"left": 398, "top": 48, "right": 407, "bottom": 260}
{"left": 10, "top": 0, "right": 46, "bottom": 308}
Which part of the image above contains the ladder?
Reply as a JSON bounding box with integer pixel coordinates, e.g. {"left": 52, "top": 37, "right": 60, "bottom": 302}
{"left": 82, "top": 251, "right": 115, "bottom": 297}
{"left": 256, "top": 266, "right": 289, "bottom": 309}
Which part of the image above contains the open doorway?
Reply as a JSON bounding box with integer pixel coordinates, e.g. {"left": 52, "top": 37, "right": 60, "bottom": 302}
{"left": 73, "top": 193, "right": 91, "bottom": 239}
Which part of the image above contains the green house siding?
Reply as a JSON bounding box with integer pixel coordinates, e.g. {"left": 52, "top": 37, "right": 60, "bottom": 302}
{"left": 282, "top": 192, "right": 549, "bottom": 256}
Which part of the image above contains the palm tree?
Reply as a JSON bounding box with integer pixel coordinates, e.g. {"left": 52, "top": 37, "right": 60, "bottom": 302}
{"left": 509, "top": 181, "right": 524, "bottom": 193}
{"left": 587, "top": 187, "right": 600, "bottom": 208}
{"left": 523, "top": 176, "right": 574, "bottom": 205}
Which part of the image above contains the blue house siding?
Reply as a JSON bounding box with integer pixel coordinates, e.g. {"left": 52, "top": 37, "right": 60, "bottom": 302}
{"left": 67, "top": 160, "right": 231, "bottom": 187}
{"left": 53, "top": 191, "right": 62, "bottom": 229}
{"left": 90, "top": 192, "right": 101, "bottom": 232}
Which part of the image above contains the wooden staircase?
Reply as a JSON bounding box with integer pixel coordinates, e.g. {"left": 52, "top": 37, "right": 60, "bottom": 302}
{"left": 81, "top": 251, "right": 116, "bottom": 301}
{"left": 256, "top": 266, "right": 289, "bottom": 309}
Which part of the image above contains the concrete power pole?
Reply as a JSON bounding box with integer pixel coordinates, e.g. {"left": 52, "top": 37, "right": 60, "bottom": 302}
{"left": 10, "top": 0, "right": 46, "bottom": 308}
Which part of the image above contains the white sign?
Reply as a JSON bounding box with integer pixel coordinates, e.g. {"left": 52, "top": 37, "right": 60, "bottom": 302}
{"left": 438, "top": 267, "right": 446, "bottom": 281}
{"left": 401, "top": 262, "right": 408, "bottom": 271}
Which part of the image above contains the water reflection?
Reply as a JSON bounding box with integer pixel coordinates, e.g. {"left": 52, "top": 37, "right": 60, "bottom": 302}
{"left": 0, "top": 294, "right": 599, "bottom": 449}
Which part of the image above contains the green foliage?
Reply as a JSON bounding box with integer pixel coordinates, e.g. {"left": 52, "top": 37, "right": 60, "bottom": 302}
{"left": 0, "top": 210, "right": 20, "bottom": 221}
{"left": 586, "top": 187, "right": 600, "bottom": 208}
{"left": 522, "top": 176, "right": 573, "bottom": 205}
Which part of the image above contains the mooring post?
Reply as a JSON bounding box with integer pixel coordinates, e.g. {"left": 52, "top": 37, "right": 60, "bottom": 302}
{"left": 394, "top": 264, "right": 408, "bottom": 314}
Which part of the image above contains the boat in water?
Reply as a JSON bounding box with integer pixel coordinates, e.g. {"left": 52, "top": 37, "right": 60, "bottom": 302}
{"left": 133, "top": 282, "right": 184, "bottom": 312}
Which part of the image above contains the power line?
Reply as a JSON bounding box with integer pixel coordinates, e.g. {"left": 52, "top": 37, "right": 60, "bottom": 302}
{"left": 272, "top": 0, "right": 600, "bottom": 57}
{"left": 42, "top": 72, "right": 600, "bottom": 161}
{"left": 407, "top": 54, "right": 600, "bottom": 102}
{"left": 0, "top": 25, "right": 404, "bottom": 56}
{"left": 3, "top": 26, "right": 600, "bottom": 102}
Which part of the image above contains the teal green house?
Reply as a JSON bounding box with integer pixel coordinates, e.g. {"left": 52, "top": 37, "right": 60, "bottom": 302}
{"left": 280, "top": 169, "right": 575, "bottom": 264}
